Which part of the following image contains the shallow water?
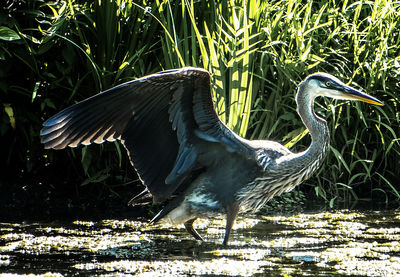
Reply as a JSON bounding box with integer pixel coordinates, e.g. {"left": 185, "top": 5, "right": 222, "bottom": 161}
{"left": 1, "top": 210, "right": 400, "bottom": 276}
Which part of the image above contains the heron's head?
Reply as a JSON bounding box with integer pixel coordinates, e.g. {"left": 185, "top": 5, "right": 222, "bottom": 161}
{"left": 299, "top": 72, "right": 384, "bottom": 106}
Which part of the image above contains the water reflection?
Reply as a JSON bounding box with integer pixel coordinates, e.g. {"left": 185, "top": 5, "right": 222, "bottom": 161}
{"left": 1, "top": 210, "right": 400, "bottom": 276}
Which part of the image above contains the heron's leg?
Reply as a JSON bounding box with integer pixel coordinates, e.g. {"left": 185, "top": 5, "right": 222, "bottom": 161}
{"left": 184, "top": 218, "right": 203, "bottom": 241}
{"left": 223, "top": 202, "right": 239, "bottom": 246}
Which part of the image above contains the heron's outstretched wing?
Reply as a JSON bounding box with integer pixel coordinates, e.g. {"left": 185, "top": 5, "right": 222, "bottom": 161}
{"left": 41, "top": 67, "right": 256, "bottom": 202}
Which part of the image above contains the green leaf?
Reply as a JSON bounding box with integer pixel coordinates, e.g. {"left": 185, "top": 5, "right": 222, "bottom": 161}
{"left": 81, "top": 169, "right": 110, "bottom": 186}
{"left": 32, "top": 81, "right": 41, "bottom": 103}
{"left": 330, "top": 146, "right": 351, "bottom": 174}
{"left": 0, "top": 26, "right": 21, "bottom": 41}
{"left": 81, "top": 146, "right": 92, "bottom": 176}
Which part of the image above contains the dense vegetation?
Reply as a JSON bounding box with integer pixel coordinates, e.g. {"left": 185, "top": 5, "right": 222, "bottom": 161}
{"left": 1, "top": 0, "right": 399, "bottom": 216}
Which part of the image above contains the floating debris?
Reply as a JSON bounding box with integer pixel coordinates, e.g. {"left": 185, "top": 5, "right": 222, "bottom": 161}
{"left": 0, "top": 210, "right": 399, "bottom": 276}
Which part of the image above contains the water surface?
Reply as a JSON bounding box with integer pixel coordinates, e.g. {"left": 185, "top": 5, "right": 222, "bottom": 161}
{"left": 1, "top": 210, "right": 400, "bottom": 276}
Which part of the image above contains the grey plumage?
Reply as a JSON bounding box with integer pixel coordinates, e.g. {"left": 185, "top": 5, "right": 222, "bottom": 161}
{"left": 41, "top": 68, "right": 383, "bottom": 245}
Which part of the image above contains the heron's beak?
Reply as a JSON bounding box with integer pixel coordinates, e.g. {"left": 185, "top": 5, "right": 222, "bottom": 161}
{"left": 344, "top": 86, "right": 384, "bottom": 106}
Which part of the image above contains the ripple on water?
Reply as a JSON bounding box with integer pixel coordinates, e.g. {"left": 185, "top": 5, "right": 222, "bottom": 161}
{"left": 0, "top": 210, "right": 399, "bottom": 276}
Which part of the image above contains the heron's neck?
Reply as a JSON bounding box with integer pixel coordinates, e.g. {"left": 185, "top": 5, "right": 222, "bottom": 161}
{"left": 294, "top": 83, "right": 330, "bottom": 172}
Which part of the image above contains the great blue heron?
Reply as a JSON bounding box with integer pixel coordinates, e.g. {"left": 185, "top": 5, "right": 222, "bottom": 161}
{"left": 41, "top": 68, "right": 383, "bottom": 245}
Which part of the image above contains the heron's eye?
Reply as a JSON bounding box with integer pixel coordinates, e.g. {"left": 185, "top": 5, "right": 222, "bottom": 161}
{"left": 325, "top": 81, "right": 332, "bottom": 87}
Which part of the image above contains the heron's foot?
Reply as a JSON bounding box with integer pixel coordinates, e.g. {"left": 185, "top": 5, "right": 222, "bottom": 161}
{"left": 222, "top": 202, "right": 240, "bottom": 246}
{"left": 184, "top": 218, "right": 203, "bottom": 241}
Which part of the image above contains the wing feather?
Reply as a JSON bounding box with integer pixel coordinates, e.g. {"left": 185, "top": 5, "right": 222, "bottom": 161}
{"left": 41, "top": 67, "right": 268, "bottom": 203}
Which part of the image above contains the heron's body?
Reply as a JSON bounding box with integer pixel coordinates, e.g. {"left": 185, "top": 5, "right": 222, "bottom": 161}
{"left": 41, "top": 67, "right": 383, "bottom": 245}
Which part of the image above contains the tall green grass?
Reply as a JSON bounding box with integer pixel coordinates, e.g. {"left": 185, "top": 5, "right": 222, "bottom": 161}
{"left": 1, "top": 0, "right": 399, "bottom": 206}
